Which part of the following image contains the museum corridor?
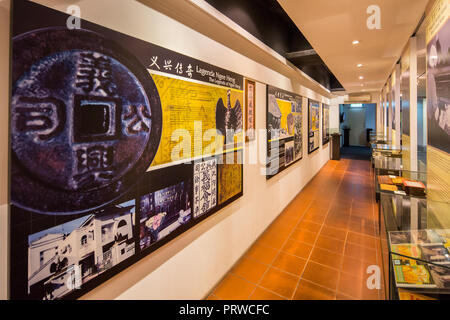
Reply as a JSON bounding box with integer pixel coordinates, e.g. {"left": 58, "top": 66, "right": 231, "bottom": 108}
{"left": 5, "top": 0, "right": 450, "bottom": 305}
{"left": 208, "top": 151, "right": 383, "bottom": 300}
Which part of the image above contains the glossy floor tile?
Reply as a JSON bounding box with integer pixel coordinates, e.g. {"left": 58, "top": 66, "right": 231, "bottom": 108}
{"left": 208, "top": 155, "right": 384, "bottom": 300}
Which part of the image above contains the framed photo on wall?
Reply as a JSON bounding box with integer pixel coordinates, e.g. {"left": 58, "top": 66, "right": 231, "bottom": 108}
{"left": 427, "top": 17, "right": 450, "bottom": 154}
{"left": 322, "top": 104, "right": 330, "bottom": 145}
{"left": 308, "top": 99, "right": 320, "bottom": 153}
{"left": 266, "top": 85, "right": 303, "bottom": 179}
{"left": 245, "top": 79, "right": 256, "bottom": 141}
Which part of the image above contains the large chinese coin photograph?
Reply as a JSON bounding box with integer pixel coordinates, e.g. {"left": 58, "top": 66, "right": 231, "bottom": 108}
{"left": 11, "top": 28, "right": 162, "bottom": 214}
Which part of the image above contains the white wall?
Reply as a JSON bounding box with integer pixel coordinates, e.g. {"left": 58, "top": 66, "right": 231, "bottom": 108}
{"left": 341, "top": 105, "right": 367, "bottom": 146}
{"left": 329, "top": 96, "right": 346, "bottom": 130}
{"left": 365, "top": 104, "right": 376, "bottom": 131}
{"left": 3, "top": 0, "right": 332, "bottom": 300}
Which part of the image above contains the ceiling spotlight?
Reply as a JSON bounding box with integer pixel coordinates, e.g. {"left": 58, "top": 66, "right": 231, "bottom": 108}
{"left": 361, "top": 84, "right": 364, "bottom": 86}
{"left": 357, "top": 63, "right": 363, "bottom": 68}
{"left": 352, "top": 40, "right": 360, "bottom": 45}
{"left": 359, "top": 76, "right": 364, "bottom": 80}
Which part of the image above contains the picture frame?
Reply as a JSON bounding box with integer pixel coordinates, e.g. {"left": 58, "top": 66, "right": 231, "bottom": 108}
{"left": 322, "top": 103, "right": 330, "bottom": 145}
{"left": 266, "top": 85, "right": 303, "bottom": 179}
{"left": 308, "top": 99, "right": 320, "bottom": 154}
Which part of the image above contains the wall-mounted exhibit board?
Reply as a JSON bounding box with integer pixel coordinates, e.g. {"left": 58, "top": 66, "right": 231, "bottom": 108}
{"left": 10, "top": 0, "right": 243, "bottom": 299}
{"left": 322, "top": 104, "right": 330, "bottom": 145}
{"left": 426, "top": 0, "right": 450, "bottom": 209}
{"left": 266, "top": 85, "right": 303, "bottom": 179}
{"left": 401, "top": 46, "right": 411, "bottom": 170}
{"left": 308, "top": 99, "right": 320, "bottom": 153}
{"left": 391, "top": 72, "right": 397, "bottom": 143}
{"left": 401, "top": 48, "right": 411, "bottom": 138}
{"left": 385, "top": 87, "right": 390, "bottom": 136}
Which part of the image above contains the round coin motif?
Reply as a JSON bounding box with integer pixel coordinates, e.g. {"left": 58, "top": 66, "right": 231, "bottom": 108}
{"left": 11, "top": 28, "right": 162, "bottom": 214}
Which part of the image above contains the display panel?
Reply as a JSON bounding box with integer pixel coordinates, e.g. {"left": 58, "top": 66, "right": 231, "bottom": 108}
{"left": 308, "top": 99, "right": 320, "bottom": 153}
{"left": 401, "top": 52, "right": 411, "bottom": 170}
{"left": 401, "top": 64, "right": 410, "bottom": 137}
{"left": 385, "top": 90, "right": 390, "bottom": 134}
{"left": 426, "top": 1, "right": 450, "bottom": 204}
{"left": 266, "top": 85, "right": 303, "bottom": 179}
{"left": 10, "top": 0, "right": 243, "bottom": 299}
{"left": 322, "top": 104, "right": 330, "bottom": 145}
{"left": 427, "top": 18, "right": 450, "bottom": 154}
{"left": 391, "top": 83, "right": 396, "bottom": 130}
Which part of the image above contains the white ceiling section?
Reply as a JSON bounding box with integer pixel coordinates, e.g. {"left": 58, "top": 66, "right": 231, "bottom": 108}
{"left": 138, "top": 0, "right": 334, "bottom": 98}
{"left": 278, "top": 0, "right": 429, "bottom": 94}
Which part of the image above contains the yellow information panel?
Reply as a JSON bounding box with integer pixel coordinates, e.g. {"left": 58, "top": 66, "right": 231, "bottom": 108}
{"left": 149, "top": 73, "right": 244, "bottom": 168}
{"left": 218, "top": 151, "right": 243, "bottom": 205}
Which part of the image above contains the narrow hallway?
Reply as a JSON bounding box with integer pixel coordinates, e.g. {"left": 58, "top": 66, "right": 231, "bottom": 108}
{"left": 208, "top": 152, "right": 383, "bottom": 300}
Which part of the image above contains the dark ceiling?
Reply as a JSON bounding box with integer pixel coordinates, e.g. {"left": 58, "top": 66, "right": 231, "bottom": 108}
{"left": 205, "top": 0, "right": 344, "bottom": 91}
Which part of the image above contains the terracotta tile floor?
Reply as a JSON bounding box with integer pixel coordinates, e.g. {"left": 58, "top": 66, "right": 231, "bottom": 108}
{"left": 208, "top": 157, "right": 385, "bottom": 300}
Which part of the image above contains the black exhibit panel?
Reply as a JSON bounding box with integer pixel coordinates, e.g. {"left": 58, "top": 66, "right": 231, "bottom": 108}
{"left": 401, "top": 65, "right": 410, "bottom": 137}
{"left": 322, "top": 104, "right": 330, "bottom": 145}
{"left": 308, "top": 99, "right": 320, "bottom": 153}
{"left": 266, "top": 85, "right": 303, "bottom": 179}
{"left": 427, "top": 18, "right": 450, "bottom": 154}
{"left": 10, "top": 0, "right": 244, "bottom": 300}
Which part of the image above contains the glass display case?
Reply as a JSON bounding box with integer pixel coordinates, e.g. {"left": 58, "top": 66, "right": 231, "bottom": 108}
{"left": 374, "top": 168, "right": 427, "bottom": 202}
{"left": 371, "top": 144, "right": 402, "bottom": 166}
{"left": 369, "top": 134, "right": 387, "bottom": 142}
{"left": 371, "top": 143, "right": 402, "bottom": 153}
{"left": 379, "top": 193, "right": 450, "bottom": 299}
{"left": 369, "top": 133, "right": 391, "bottom": 145}
{"left": 373, "top": 155, "right": 403, "bottom": 175}
{"left": 387, "top": 229, "right": 450, "bottom": 299}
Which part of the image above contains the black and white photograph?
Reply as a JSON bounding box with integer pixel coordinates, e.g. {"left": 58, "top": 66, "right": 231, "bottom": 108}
{"left": 294, "top": 114, "right": 303, "bottom": 161}
{"left": 429, "top": 264, "right": 450, "bottom": 288}
{"left": 284, "top": 141, "right": 294, "bottom": 166}
{"left": 420, "top": 244, "right": 450, "bottom": 264}
{"left": 139, "top": 181, "right": 192, "bottom": 251}
{"left": 27, "top": 200, "right": 136, "bottom": 300}
{"left": 389, "top": 231, "right": 412, "bottom": 244}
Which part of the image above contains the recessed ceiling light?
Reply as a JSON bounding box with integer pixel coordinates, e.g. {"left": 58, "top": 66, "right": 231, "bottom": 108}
{"left": 359, "top": 76, "right": 364, "bottom": 80}
{"left": 361, "top": 84, "right": 364, "bottom": 86}
{"left": 352, "top": 40, "right": 360, "bottom": 45}
{"left": 357, "top": 63, "right": 363, "bottom": 68}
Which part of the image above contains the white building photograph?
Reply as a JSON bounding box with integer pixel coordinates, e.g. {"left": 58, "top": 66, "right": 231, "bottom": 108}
{"left": 27, "top": 200, "right": 136, "bottom": 300}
